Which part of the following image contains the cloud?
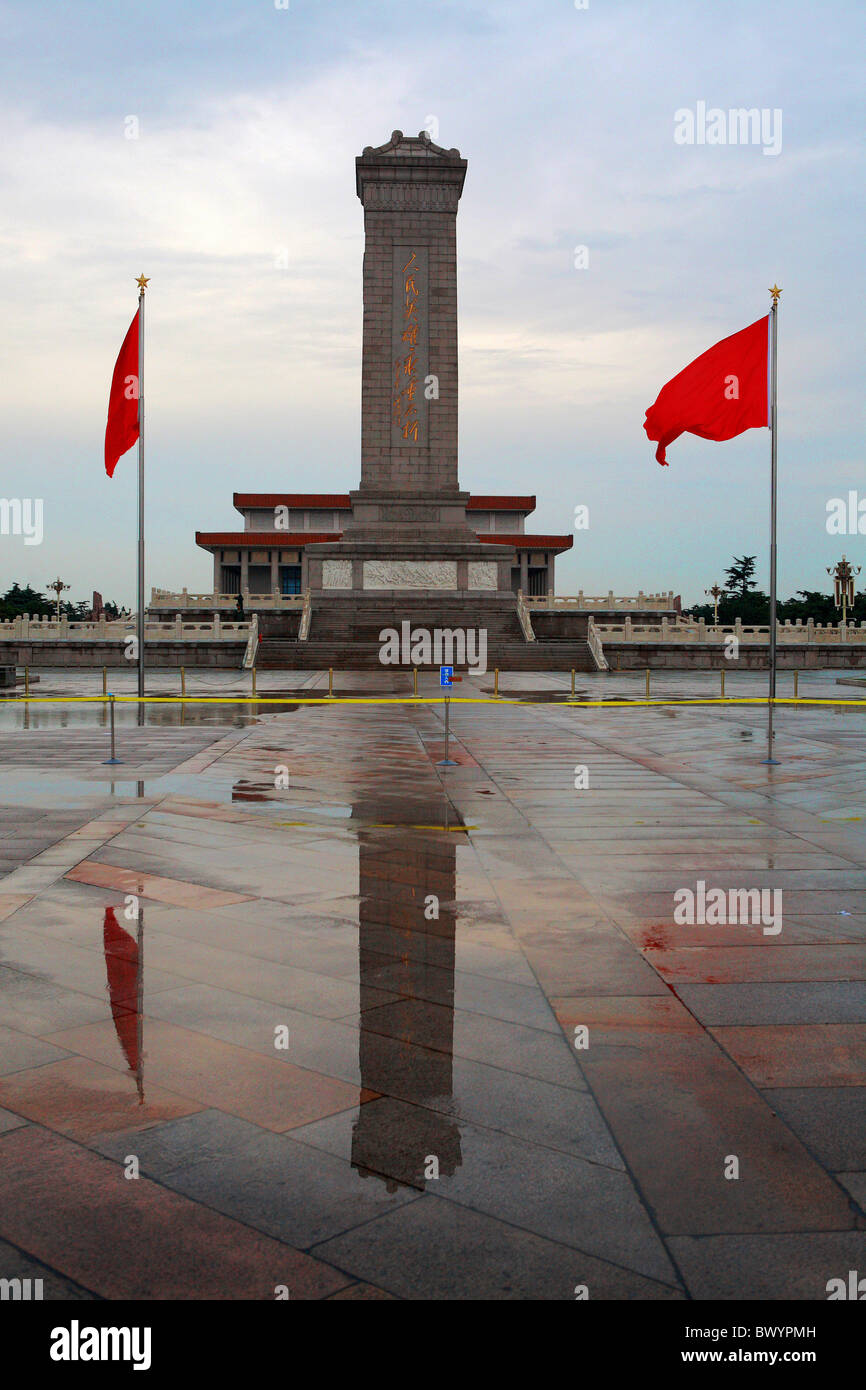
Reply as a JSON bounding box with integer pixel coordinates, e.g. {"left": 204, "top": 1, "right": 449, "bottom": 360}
{"left": 0, "top": 0, "right": 863, "bottom": 605}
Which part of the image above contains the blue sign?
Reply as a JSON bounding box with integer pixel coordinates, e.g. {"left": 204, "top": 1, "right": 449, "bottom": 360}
{"left": 439, "top": 666, "right": 453, "bottom": 687}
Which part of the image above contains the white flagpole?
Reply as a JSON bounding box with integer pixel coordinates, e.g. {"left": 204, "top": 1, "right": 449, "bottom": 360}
{"left": 136, "top": 275, "right": 148, "bottom": 705}
{"left": 764, "top": 285, "right": 781, "bottom": 765}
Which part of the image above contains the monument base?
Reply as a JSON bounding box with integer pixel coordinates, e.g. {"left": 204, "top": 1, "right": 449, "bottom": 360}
{"left": 307, "top": 491, "right": 516, "bottom": 596}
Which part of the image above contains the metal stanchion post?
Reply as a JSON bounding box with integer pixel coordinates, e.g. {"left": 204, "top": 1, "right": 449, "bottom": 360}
{"left": 104, "top": 693, "right": 122, "bottom": 765}
{"left": 571, "top": 668, "right": 575, "bottom": 697}
{"left": 24, "top": 666, "right": 30, "bottom": 698}
{"left": 102, "top": 666, "right": 107, "bottom": 697}
{"left": 181, "top": 666, "right": 186, "bottom": 699}
{"left": 413, "top": 667, "right": 418, "bottom": 698}
{"left": 494, "top": 667, "right": 499, "bottom": 698}
{"left": 327, "top": 667, "right": 334, "bottom": 698}
{"left": 437, "top": 694, "right": 457, "bottom": 767}
{"left": 252, "top": 667, "right": 257, "bottom": 699}
{"left": 793, "top": 670, "right": 799, "bottom": 700}
{"left": 721, "top": 668, "right": 725, "bottom": 699}
{"left": 646, "top": 668, "right": 651, "bottom": 699}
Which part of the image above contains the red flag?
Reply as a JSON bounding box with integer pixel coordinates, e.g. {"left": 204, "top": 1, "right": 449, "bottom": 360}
{"left": 104, "top": 308, "right": 140, "bottom": 477}
{"left": 644, "top": 315, "right": 769, "bottom": 466}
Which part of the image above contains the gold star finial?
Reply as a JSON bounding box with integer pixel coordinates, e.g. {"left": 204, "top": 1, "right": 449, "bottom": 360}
{"left": 769, "top": 284, "right": 782, "bottom": 304}
{"left": 136, "top": 273, "right": 150, "bottom": 291}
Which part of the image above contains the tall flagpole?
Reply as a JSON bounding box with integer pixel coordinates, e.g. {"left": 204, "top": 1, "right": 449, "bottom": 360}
{"left": 764, "top": 284, "right": 781, "bottom": 765}
{"left": 135, "top": 274, "right": 148, "bottom": 707}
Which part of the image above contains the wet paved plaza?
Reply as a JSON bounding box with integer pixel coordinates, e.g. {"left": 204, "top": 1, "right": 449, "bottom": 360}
{"left": 0, "top": 668, "right": 864, "bottom": 1300}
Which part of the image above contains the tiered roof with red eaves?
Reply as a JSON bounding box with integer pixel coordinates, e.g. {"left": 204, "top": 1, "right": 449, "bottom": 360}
{"left": 196, "top": 494, "right": 571, "bottom": 556}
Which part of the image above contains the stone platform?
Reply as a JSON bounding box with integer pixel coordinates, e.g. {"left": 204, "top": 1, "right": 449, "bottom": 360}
{"left": 258, "top": 596, "right": 597, "bottom": 671}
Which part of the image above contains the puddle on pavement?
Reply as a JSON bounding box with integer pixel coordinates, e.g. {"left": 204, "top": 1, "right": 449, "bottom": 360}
{"left": 480, "top": 689, "right": 588, "bottom": 702}
{"left": 0, "top": 702, "right": 300, "bottom": 731}
{"left": 4, "top": 795, "right": 469, "bottom": 1194}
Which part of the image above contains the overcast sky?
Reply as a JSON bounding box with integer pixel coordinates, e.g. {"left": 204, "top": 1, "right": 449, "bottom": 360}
{"left": 0, "top": 0, "right": 862, "bottom": 608}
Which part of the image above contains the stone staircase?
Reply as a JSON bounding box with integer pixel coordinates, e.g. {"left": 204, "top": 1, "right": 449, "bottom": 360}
{"left": 255, "top": 596, "right": 600, "bottom": 672}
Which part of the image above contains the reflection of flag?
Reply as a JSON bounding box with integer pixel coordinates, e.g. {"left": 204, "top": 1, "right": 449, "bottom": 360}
{"left": 104, "top": 309, "right": 140, "bottom": 477}
{"left": 644, "top": 316, "right": 769, "bottom": 466}
{"left": 103, "top": 906, "right": 140, "bottom": 1086}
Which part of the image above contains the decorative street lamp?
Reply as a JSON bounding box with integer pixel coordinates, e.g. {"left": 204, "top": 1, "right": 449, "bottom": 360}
{"left": 47, "top": 576, "right": 70, "bottom": 621}
{"left": 705, "top": 583, "right": 725, "bottom": 625}
{"left": 827, "top": 555, "right": 861, "bottom": 626}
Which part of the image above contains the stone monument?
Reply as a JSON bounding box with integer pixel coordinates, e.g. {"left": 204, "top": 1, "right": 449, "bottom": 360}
{"left": 306, "top": 130, "right": 515, "bottom": 599}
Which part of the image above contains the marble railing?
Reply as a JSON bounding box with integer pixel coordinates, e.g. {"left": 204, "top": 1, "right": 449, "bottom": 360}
{"left": 595, "top": 618, "right": 866, "bottom": 644}
{"left": 587, "top": 618, "right": 609, "bottom": 670}
{"left": 516, "top": 591, "right": 536, "bottom": 641}
{"left": 242, "top": 614, "right": 259, "bottom": 669}
{"left": 1, "top": 616, "right": 250, "bottom": 642}
{"left": 150, "top": 589, "right": 305, "bottom": 610}
{"left": 526, "top": 591, "right": 676, "bottom": 611}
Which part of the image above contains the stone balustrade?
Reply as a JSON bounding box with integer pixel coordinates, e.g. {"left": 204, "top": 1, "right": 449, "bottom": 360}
{"left": 0, "top": 615, "right": 250, "bottom": 642}
{"left": 527, "top": 591, "right": 676, "bottom": 611}
{"left": 594, "top": 617, "right": 866, "bottom": 644}
{"left": 149, "top": 588, "right": 305, "bottom": 611}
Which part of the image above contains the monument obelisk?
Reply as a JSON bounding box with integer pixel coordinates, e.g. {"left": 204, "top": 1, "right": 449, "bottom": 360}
{"left": 306, "top": 130, "right": 514, "bottom": 597}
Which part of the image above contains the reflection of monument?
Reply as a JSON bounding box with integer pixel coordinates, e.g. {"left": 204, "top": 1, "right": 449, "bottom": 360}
{"left": 352, "top": 797, "right": 463, "bottom": 1189}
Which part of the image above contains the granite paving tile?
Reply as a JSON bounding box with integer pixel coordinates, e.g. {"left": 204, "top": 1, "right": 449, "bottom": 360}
{"left": 0, "top": 1125, "right": 349, "bottom": 1299}
{"left": 710, "top": 1024, "right": 866, "bottom": 1087}
{"left": 0, "top": 1023, "right": 70, "bottom": 1076}
{"left": 94, "top": 1109, "right": 421, "bottom": 1249}
{"left": 667, "top": 1231, "right": 866, "bottom": 1300}
{"left": 674, "top": 980, "right": 866, "bottom": 1026}
{"left": 313, "top": 1195, "right": 684, "bottom": 1300}
{"left": 552, "top": 995, "right": 856, "bottom": 1235}
{"left": 0, "top": 1055, "right": 203, "bottom": 1141}
{"left": 66, "top": 860, "right": 255, "bottom": 908}
{"left": 0, "top": 1236, "right": 96, "bottom": 1299}
{"left": 45, "top": 1017, "right": 365, "bottom": 1132}
{"left": 763, "top": 1087, "right": 866, "bottom": 1170}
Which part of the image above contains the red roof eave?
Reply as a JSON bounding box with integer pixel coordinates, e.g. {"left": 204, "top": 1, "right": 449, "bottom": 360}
{"left": 233, "top": 494, "right": 350, "bottom": 513}
{"left": 478, "top": 533, "right": 573, "bottom": 553}
{"left": 196, "top": 531, "right": 342, "bottom": 549}
{"left": 197, "top": 529, "right": 571, "bottom": 554}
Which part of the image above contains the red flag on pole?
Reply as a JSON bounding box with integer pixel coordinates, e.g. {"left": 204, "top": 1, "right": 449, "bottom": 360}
{"left": 644, "top": 315, "right": 769, "bottom": 466}
{"left": 104, "top": 308, "right": 140, "bottom": 477}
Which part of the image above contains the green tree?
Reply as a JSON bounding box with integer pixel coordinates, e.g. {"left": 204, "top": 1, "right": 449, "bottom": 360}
{"left": 0, "top": 582, "right": 54, "bottom": 620}
{"left": 724, "top": 555, "right": 758, "bottom": 598}
{"left": 684, "top": 587, "right": 866, "bottom": 625}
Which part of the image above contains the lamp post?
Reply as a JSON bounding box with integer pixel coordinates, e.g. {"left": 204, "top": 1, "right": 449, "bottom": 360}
{"left": 48, "top": 577, "right": 70, "bottom": 620}
{"left": 827, "top": 556, "right": 861, "bottom": 627}
{"left": 704, "top": 583, "right": 725, "bottom": 626}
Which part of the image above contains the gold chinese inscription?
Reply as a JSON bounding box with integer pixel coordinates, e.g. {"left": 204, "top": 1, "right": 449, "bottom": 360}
{"left": 393, "top": 249, "right": 423, "bottom": 443}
